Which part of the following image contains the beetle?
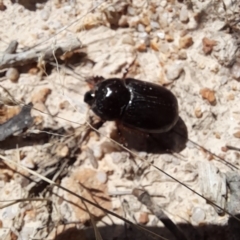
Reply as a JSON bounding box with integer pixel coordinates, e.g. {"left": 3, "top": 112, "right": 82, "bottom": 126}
{"left": 84, "top": 78, "right": 179, "bottom": 133}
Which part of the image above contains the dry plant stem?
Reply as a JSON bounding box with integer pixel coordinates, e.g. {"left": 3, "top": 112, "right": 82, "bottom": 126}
{"left": 49, "top": 62, "right": 85, "bottom": 80}
{"left": 86, "top": 122, "right": 240, "bottom": 223}
{"left": 0, "top": 35, "right": 82, "bottom": 70}
{"left": 4, "top": 40, "right": 18, "bottom": 54}
{"left": 133, "top": 189, "right": 189, "bottom": 240}
{"left": 80, "top": 193, "right": 103, "bottom": 240}
{"left": 0, "top": 104, "right": 33, "bottom": 141}
{"left": 226, "top": 145, "right": 240, "bottom": 152}
{"left": 0, "top": 198, "right": 49, "bottom": 209}
{"left": 173, "top": 129, "right": 238, "bottom": 170}
{"left": 2, "top": 102, "right": 240, "bottom": 223}
{"left": 0, "top": 154, "right": 168, "bottom": 240}
{"left": 0, "top": 84, "right": 21, "bottom": 106}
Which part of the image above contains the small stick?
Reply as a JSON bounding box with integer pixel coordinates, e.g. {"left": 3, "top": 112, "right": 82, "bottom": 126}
{"left": 0, "top": 35, "right": 82, "bottom": 70}
{"left": 133, "top": 188, "right": 189, "bottom": 240}
{"left": 4, "top": 40, "right": 18, "bottom": 54}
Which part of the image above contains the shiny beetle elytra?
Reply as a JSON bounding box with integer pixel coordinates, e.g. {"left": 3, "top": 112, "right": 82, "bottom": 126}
{"left": 84, "top": 78, "right": 179, "bottom": 133}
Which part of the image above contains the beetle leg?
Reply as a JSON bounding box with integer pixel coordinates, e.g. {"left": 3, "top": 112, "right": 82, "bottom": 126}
{"left": 122, "top": 55, "right": 137, "bottom": 79}
{"left": 85, "top": 76, "right": 105, "bottom": 89}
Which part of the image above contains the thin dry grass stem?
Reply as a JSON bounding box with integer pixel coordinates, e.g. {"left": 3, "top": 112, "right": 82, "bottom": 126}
{"left": 37, "top": 53, "right": 48, "bottom": 76}
{"left": 1, "top": 92, "right": 239, "bottom": 224}
{"left": 81, "top": 199, "right": 103, "bottom": 240}
{"left": 0, "top": 85, "right": 22, "bottom": 106}
{"left": 133, "top": 189, "right": 188, "bottom": 240}
{"left": 85, "top": 122, "right": 240, "bottom": 223}
{"left": 49, "top": 62, "right": 85, "bottom": 81}
{"left": 0, "top": 198, "right": 50, "bottom": 209}
{"left": 0, "top": 83, "right": 238, "bottom": 224}
{"left": 51, "top": 38, "right": 64, "bottom": 96}
{"left": 0, "top": 154, "right": 170, "bottom": 240}
{"left": 0, "top": 35, "right": 82, "bottom": 70}
{"left": 28, "top": 129, "right": 74, "bottom": 138}
{"left": 1, "top": 0, "right": 240, "bottom": 238}
{"left": 174, "top": 130, "right": 239, "bottom": 171}
{"left": 226, "top": 145, "right": 240, "bottom": 152}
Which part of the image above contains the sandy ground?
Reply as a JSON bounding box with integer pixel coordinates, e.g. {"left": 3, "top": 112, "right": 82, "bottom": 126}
{"left": 0, "top": 0, "right": 240, "bottom": 239}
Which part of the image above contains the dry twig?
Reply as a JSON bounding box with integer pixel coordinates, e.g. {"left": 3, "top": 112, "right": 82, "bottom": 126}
{"left": 0, "top": 35, "right": 82, "bottom": 70}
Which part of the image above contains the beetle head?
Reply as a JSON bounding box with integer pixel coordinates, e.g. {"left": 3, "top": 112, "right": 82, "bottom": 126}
{"left": 84, "top": 78, "right": 130, "bottom": 121}
{"left": 84, "top": 90, "right": 95, "bottom": 106}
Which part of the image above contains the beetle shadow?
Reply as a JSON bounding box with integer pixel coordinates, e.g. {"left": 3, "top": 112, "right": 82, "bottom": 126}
{"left": 110, "top": 117, "right": 188, "bottom": 154}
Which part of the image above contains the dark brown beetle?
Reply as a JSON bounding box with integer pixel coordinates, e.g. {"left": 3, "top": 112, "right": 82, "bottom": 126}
{"left": 84, "top": 78, "right": 179, "bottom": 133}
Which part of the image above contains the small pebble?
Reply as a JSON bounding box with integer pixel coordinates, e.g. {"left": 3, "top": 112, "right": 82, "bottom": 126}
{"left": 221, "top": 146, "right": 228, "bottom": 152}
{"left": 41, "top": 24, "right": 49, "bottom": 30}
{"left": 21, "top": 158, "right": 35, "bottom": 169}
{"left": 159, "top": 43, "right": 169, "bottom": 53}
{"left": 31, "top": 88, "right": 52, "bottom": 104}
{"left": 195, "top": 107, "right": 202, "bottom": 118}
{"left": 202, "top": 37, "right": 217, "bottom": 54}
{"left": 137, "top": 43, "right": 147, "bottom": 52}
{"left": 6, "top": 68, "right": 20, "bottom": 83}
{"left": 233, "top": 131, "right": 240, "bottom": 139}
{"left": 56, "top": 145, "right": 69, "bottom": 158}
{"left": 138, "top": 212, "right": 149, "bottom": 225}
{"left": 180, "top": 6, "right": 189, "bottom": 23}
{"left": 111, "top": 152, "right": 126, "bottom": 164}
{"left": 231, "top": 62, "right": 240, "bottom": 81}
{"left": 128, "top": 16, "right": 140, "bottom": 28}
{"left": 200, "top": 88, "right": 216, "bottom": 105}
{"left": 92, "top": 144, "right": 103, "bottom": 159}
{"left": 209, "top": 63, "right": 219, "bottom": 73}
{"left": 49, "top": 21, "right": 62, "bottom": 30}
{"left": 0, "top": 1, "right": 6, "bottom": 11}
{"left": 227, "top": 93, "right": 235, "bottom": 101}
{"left": 160, "top": 0, "right": 167, "bottom": 8}
{"left": 41, "top": 9, "right": 51, "bottom": 21}
{"left": 191, "top": 207, "right": 205, "bottom": 224}
{"left": 127, "top": 6, "right": 135, "bottom": 16}
{"left": 159, "top": 13, "right": 169, "bottom": 28}
{"left": 137, "top": 23, "right": 145, "bottom": 32}
{"left": 145, "top": 25, "right": 151, "bottom": 33}
{"left": 150, "top": 38, "right": 159, "bottom": 51}
{"left": 96, "top": 171, "right": 108, "bottom": 184}
{"left": 141, "top": 15, "right": 150, "bottom": 26}
{"left": 165, "top": 63, "right": 183, "bottom": 81}
{"left": 28, "top": 67, "right": 39, "bottom": 75}
{"left": 178, "top": 50, "right": 187, "bottom": 59}
{"left": 187, "top": 17, "right": 198, "bottom": 30}
{"left": 63, "top": 5, "right": 72, "bottom": 13}
{"left": 138, "top": 32, "right": 150, "bottom": 46}
{"left": 215, "top": 132, "right": 221, "bottom": 139}
{"left": 150, "top": 21, "right": 160, "bottom": 29}
{"left": 161, "top": 154, "right": 172, "bottom": 163}
{"left": 2, "top": 205, "right": 19, "bottom": 220}
{"left": 118, "top": 15, "right": 129, "bottom": 27}
{"left": 220, "top": 76, "right": 228, "bottom": 85}
{"left": 122, "top": 35, "right": 135, "bottom": 45}
{"left": 157, "top": 32, "right": 165, "bottom": 39}
{"left": 36, "top": 3, "right": 44, "bottom": 9}
{"left": 54, "top": 0, "right": 61, "bottom": 8}
{"left": 165, "top": 34, "right": 174, "bottom": 42}
{"left": 179, "top": 35, "right": 193, "bottom": 49}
